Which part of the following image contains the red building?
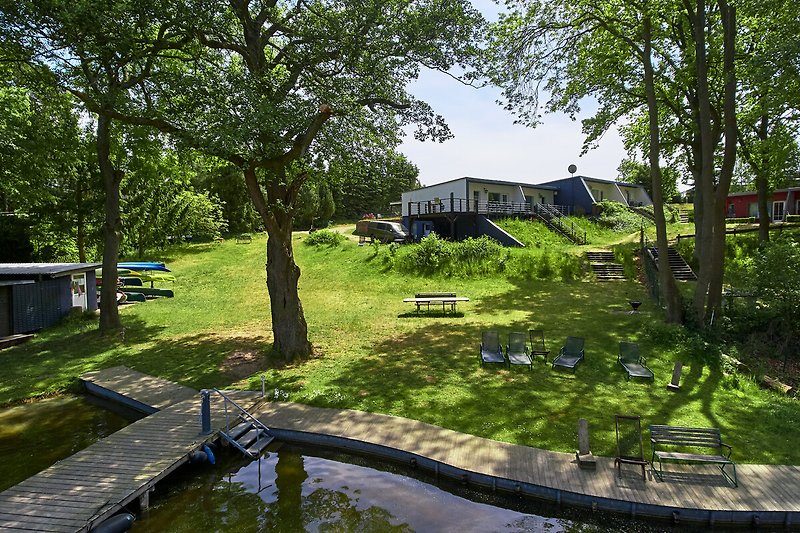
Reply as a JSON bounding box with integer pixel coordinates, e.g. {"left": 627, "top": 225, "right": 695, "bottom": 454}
{"left": 726, "top": 187, "right": 800, "bottom": 221}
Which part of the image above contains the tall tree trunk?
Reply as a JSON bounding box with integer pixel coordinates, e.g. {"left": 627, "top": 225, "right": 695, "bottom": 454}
{"left": 244, "top": 166, "right": 312, "bottom": 361}
{"left": 690, "top": 0, "right": 716, "bottom": 322}
{"left": 644, "top": 16, "right": 683, "bottom": 323}
{"left": 97, "top": 112, "right": 123, "bottom": 333}
{"left": 707, "top": 0, "right": 737, "bottom": 315}
{"left": 756, "top": 112, "right": 771, "bottom": 242}
{"left": 76, "top": 179, "right": 86, "bottom": 263}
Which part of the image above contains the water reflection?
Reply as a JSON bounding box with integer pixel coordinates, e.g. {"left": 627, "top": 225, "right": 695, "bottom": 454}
{"left": 0, "top": 395, "right": 138, "bottom": 491}
{"left": 134, "top": 446, "right": 662, "bottom": 533}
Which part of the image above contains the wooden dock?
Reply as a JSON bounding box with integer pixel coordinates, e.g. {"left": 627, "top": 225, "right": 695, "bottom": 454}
{"left": 0, "top": 366, "right": 259, "bottom": 532}
{"left": 2, "top": 365, "right": 797, "bottom": 529}
{"left": 252, "top": 402, "right": 800, "bottom": 528}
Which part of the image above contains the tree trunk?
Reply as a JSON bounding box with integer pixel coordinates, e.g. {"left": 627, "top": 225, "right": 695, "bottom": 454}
{"left": 97, "top": 112, "right": 123, "bottom": 333}
{"left": 756, "top": 112, "right": 771, "bottom": 242}
{"left": 706, "top": 0, "right": 737, "bottom": 315}
{"left": 76, "top": 179, "right": 86, "bottom": 263}
{"left": 243, "top": 166, "right": 312, "bottom": 361}
{"left": 643, "top": 16, "right": 683, "bottom": 323}
{"left": 690, "top": 0, "right": 716, "bottom": 322}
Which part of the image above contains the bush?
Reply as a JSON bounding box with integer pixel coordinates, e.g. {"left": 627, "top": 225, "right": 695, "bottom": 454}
{"left": 304, "top": 229, "right": 345, "bottom": 247}
{"left": 592, "top": 201, "right": 649, "bottom": 233}
{"left": 395, "top": 234, "right": 508, "bottom": 276}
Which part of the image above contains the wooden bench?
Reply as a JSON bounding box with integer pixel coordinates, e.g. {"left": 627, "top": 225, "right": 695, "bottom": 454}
{"left": 403, "top": 292, "right": 468, "bottom": 313}
{"left": 649, "top": 425, "right": 737, "bottom": 487}
{"left": 236, "top": 234, "right": 252, "bottom": 244}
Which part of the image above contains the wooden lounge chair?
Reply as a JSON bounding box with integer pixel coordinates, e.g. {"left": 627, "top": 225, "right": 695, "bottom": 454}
{"left": 618, "top": 342, "right": 654, "bottom": 381}
{"left": 506, "top": 332, "right": 532, "bottom": 370}
{"left": 480, "top": 331, "right": 506, "bottom": 367}
{"left": 528, "top": 329, "right": 550, "bottom": 363}
{"left": 552, "top": 336, "right": 584, "bottom": 372}
{"left": 614, "top": 414, "right": 648, "bottom": 480}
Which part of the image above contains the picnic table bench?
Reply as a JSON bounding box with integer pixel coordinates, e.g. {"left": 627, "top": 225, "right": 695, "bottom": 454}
{"left": 649, "top": 424, "right": 737, "bottom": 487}
{"left": 403, "top": 292, "right": 469, "bottom": 313}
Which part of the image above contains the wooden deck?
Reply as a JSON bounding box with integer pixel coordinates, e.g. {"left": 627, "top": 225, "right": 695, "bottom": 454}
{"left": 0, "top": 367, "right": 259, "bottom": 532}
{"left": 80, "top": 365, "right": 197, "bottom": 413}
{"left": 253, "top": 402, "right": 800, "bottom": 527}
{"left": 2, "top": 364, "right": 797, "bottom": 529}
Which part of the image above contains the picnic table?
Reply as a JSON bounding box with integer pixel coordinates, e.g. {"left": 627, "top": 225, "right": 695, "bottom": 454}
{"left": 403, "top": 293, "right": 469, "bottom": 313}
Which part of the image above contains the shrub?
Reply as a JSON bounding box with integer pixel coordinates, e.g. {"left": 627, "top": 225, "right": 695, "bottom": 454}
{"left": 593, "top": 201, "right": 650, "bottom": 233}
{"left": 394, "top": 234, "right": 508, "bottom": 276}
{"left": 304, "top": 229, "right": 344, "bottom": 247}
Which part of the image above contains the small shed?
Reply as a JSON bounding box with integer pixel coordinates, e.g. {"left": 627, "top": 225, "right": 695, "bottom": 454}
{"left": 0, "top": 263, "right": 100, "bottom": 336}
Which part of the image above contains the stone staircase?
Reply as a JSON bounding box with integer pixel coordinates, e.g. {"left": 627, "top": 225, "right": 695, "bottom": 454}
{"left": 648, "top": 245, "right": 696, "bottom": 280}
{"left": 586, "top": 251, "right": 625, "bottom": 281}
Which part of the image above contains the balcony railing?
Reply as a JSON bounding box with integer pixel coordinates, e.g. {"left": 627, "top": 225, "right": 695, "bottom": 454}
{"left": 407, "top": 198, "right": 570, "bottom": 217}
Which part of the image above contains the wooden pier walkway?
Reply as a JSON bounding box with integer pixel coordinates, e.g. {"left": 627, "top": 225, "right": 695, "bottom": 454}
{"left": 2, "top": 365, "right": 797, "bottom": 529}
{"left": 0, "top": 366, "right": 258, "bottom": 532}
{"left": 252, "top": 402, "right": 800, "bottom": 528}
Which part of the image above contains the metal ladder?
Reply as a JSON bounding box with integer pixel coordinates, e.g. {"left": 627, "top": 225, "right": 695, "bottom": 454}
{"left": 203, "top": 388, "right": 274, "bottom": 459}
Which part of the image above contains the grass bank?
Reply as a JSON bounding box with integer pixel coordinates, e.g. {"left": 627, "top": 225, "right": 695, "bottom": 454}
{"left": 2, "top": 230, "right": 798, "bottom": 465}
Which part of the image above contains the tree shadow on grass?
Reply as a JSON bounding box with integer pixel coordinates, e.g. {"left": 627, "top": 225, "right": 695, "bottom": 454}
{"left": 0, "top": 316, "right": 278, "bottom": 406}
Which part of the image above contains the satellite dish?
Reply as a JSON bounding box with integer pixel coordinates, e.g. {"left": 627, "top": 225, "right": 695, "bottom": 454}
{"left": 568, "top": 164, "right": 577, "bottom": 175}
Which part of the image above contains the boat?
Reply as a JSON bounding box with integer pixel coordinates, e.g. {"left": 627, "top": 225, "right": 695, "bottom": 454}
{"left": 132, "top": 287, "right": 174, "bottom": 298}
{"left": 121, "top": 291, "right": 146, "bottom": 302}
{"left": 118, "top": 262, "right": 171, "bottom": 272}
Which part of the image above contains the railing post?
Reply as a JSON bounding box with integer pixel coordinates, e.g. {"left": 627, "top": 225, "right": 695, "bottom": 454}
{"left": 450, "top": 192, "right": 454, "bottom": 212}
{"left": 200, "top": 389, "right": 212, "bottom": 435}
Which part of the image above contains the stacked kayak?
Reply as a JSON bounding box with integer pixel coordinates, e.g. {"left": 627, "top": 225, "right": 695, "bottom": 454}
{"left": 97, "top": 261, "right": 176, "bottom": 304}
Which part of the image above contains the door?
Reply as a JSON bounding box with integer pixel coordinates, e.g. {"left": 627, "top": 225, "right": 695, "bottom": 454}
{"left": 0, "top": 287, "right": 10, "bottom": 337}
{"left": 773, "top": 201, "right": 785, "bottom": 222}
{"left": 71, "top": 274, "right": 88, "bottom": 310}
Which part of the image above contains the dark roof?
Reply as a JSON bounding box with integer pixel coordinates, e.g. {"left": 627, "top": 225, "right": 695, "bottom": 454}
{"left": 0, "top": 263, "right": 101, "bottom": 279}
{"left": 0, "top": 279, "right": 35, "bottom": 287}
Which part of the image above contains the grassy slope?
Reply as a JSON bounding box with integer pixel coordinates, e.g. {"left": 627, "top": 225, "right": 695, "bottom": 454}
{"left": 2, "top": 232, "right": 798, "bottom": 464}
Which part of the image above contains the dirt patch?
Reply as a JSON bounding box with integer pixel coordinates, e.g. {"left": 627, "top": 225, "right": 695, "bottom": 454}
{"left": 219, "top": 350, "right": 268, "bottom": 380}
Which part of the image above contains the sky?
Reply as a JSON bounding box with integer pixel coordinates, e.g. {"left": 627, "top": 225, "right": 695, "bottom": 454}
{"left": 397, "top": 1, "right": 631, "bottom": 188}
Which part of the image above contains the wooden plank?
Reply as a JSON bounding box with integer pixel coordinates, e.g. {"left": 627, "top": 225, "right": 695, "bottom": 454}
{"left": 0, "top": 370, "right": 263, "bottom": 533}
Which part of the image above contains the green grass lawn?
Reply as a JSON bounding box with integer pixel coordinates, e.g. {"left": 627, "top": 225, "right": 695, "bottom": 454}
{"left": 3, "top": 230, "right": 798, "bottom": 465}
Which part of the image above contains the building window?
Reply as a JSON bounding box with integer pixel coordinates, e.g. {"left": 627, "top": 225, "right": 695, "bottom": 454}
{"left": 773, "top": 201, "right": 785, "bottom": 221}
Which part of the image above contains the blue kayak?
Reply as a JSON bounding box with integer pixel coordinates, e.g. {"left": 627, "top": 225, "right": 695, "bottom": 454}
{"left": 118, "top": 262, "right": 171, "bottom": 272}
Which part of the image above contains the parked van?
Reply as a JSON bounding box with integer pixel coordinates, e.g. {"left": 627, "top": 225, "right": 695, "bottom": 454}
{"left": 354, "top": 220, "right": 411, "bottom": 243}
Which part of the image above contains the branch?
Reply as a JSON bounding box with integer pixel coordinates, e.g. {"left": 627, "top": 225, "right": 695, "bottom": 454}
{"left": 260, "top": 103, "right": 333, "bottom": 169}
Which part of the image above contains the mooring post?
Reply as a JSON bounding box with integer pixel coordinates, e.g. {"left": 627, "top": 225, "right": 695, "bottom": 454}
{"left": 200, "top": 389, "right": 212, "bottom": 435}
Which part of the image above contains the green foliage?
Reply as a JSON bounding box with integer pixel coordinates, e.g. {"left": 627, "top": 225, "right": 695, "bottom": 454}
{"left": 617, "top": 159, "right": 680, "bottom": 202}
{"left": 192, "top": 160, "right": 262, "bottom": 234}
{"left": 4, "top": 234, "right": 800, "bottom": 464}
{"left": 329, "top": 151, "right": 419, "bottom": 220}
{"left": 394, "top": 234, "right": 508, "bottom": 277}
{"left": 744, "top": 235, "right": 800, "bottom": 339}
{"left": 304, "top": 230, "right": 345, "bottom": 247}
{"left": 593, "top": 201, "right": 650, "bottom": 233}
{"left": 495, "top": 218, "right": 569, "bottom": 248}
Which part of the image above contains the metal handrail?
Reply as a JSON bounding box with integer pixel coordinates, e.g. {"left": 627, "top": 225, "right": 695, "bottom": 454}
{"left": 207, "top": 388, "right": 270, "bottom": 435}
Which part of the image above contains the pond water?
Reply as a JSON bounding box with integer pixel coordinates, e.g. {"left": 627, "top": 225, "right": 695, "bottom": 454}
{"left": 134, "top": 445, "right": 665, "bottom": 533}
{"left": 0, "top": 394, "right": 141, "bottom": 492}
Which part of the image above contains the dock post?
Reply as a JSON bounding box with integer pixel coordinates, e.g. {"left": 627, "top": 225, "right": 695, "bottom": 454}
{"left": 200, "top": 390, "right": 212, "bottom": 435}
